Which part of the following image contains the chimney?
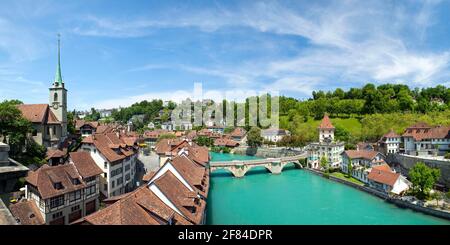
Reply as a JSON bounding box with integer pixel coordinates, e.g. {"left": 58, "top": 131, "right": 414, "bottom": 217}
{"left": 0, "top": 143, "right": 10, "bottom": 167}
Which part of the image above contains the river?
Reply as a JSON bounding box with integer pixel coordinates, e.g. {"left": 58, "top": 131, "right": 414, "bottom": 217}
{"left": 206, "top": 152, "right": 450, "bottom": 225}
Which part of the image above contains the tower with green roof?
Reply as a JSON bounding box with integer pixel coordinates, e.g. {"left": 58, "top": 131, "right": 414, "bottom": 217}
{"left": 49, "top": 34, "right": 68, "bottom": 139}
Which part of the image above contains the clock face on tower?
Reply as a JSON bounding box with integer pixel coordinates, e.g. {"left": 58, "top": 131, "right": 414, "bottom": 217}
{"left": 52, "top": 103, "right": 59, "bottom": 110}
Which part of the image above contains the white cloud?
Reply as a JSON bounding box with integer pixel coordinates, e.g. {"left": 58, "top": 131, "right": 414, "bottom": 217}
{"left": 83, "top": 0, "right": 449, "bottom": 91}
{"left": 91, "top": 86, "right": 258, "bottom": 110}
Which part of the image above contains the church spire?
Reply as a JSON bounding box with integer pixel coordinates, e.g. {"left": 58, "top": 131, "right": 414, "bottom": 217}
{"left": 54, "top": 34, "right": 63, "bottom": 86}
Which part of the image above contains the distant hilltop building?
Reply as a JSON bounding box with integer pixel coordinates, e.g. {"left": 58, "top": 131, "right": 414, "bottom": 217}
{"left": 307, "top": 114, "right": 345, "bottom": 169}
{"left": 17, "top": 36, "right": 68, "bottom": 148}
{"left": 261, "top": 128, "right": 290, "bottom": 143}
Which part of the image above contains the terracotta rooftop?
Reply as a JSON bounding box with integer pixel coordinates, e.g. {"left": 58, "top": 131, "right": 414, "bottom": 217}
{"left": 75, "top": 120, "right": 99, "bottom": 130}
{"left": 343, "top": 150, "right": 381, "bottom": 160}
{"left": 9, "top": 200, "right": 45, "bottom": 225}
{"left": 383, "top": 129, "right": 400, "bottom": 138}
{"left": 214, "top": 138, "right": 239, "bottom": 147}
{"left": 402, "top": 124, "right": 450, "bottom": 140}
{"left": 69, "top": 152, "right": 103, "bottom": 178}
{"left": 230, "top": 127, "right": 246, "bottom": 138}
{"left": 45, "top": 149, "right": 66, "bottom": 160}
{"left": 96, "top": 125, "right": 114, "bottom": 134}
{"left": 170, "top": 155, "right": 209, "bottom": 197}
{"left": 153, "top": 171, "right": 206, "bottom": 225}
{"left": 318, "top": 114, "right": 334, "bottom": 129}
{"left": 82, "top": 133, "right": 136, "bottom": 164}
{"left": 77, "top": 185, "right": 192, "bottom": 225}
{"left": 17, "top": 104, "right": 60, "bottom": 124}
{"left": 368, "top": 166, "right": 400, "bottom": 187}
{"left": 25, "top": 164, "right": 87, "bottom": 199}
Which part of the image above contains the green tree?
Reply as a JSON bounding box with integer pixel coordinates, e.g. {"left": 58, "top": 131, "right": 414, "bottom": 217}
{"left": 0, "top": 100, "right": 46, "bottom": 166}
{"left": 320, "top": 156, "right": 329, "bottom": 172}
{"left": 157, "top": 133, "right": 176, "bottom": 141}
{"left": 67, "top": 110, "right": 76, "bottom": 135}
{"left": 347, "top": 160, "right": 353, "bottom": 178}
{"left": 194, "top": 136, "right": 214, "bottom": 147}
{"left": 409, "top": 162, "right": 441, "bottom": 200}
{"left": 0, "top": 100, "right": 31, "bottom": 150}
{"left": 246, "top": 127, "right": 263, "bottom": 147}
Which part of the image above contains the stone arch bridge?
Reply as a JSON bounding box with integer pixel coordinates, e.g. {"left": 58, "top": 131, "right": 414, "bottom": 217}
{"left": 209, "top": 154, "right": 307, "bottom": 178}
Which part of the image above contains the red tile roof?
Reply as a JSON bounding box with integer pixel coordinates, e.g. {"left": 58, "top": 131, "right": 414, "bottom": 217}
{"left": 383, "top": 129, "right": 400, "bottom": 138}
{"left": 343, "top": 150, "right": 381, "bottom": 160}
{"left": 77, "top": 186, "right": 191, "bottom": 225}
{"left": 25, "top": 164, "right": 87, "bottom": 199}
{"left": 318, "top": 114, "right": 334, "bottom": 129}
{"left": 45, "top": 149, "right": 66, "bottom": 160}
{"left": 368, "top": 166, "right": 400, "bottom": 187}
{"left": 170, "top": 155, "right": 209, "bottom": 197}
{"left": 9, "top": 200, "right": 45, "bottom": 225}
{"left": 75, "top": 120, "right": 99, "bottom": 130}
{"left": 214, "top": 138, "right": 239, "bottom": 147}
{"left": 402, "top": 123, "right": 450, "bottom": 140}
{"left": 17, "top": 104, "right": 60, "bottom": 124}
{"left": 69, "top": 152, "right": 103, "bottom": 178}
{"left": 83, "top": 133, "right": 136, "bottom": 164}
{"left": 153, "top": 171, "right": 206, "bottom": 225}
{"left": 230, "top": 127, "right": 246, "bottom": 138}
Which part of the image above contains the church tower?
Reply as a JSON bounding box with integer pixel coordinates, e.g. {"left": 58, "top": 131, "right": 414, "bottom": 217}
{"left": 49, "top": 34, "right": 68, "bottom": 139}
{"left": 318, "top": 113, "right": 335, "bottom": 143}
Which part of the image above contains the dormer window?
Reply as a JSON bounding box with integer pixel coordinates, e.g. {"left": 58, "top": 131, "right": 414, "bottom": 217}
{"left": 71, "top": 178, "right": 81, "bottom": 185}
{"left": 54, "top": 182, "right": 63, "bottom": 190}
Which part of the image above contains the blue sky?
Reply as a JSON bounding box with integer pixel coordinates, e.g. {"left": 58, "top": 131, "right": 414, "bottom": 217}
{"left": 0, "top": 0, "right": 449, "bottom": 110}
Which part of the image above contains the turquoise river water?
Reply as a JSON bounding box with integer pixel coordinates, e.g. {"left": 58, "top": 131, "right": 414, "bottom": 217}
{"left": 206, "top": 152, "right": 450, "bottom": 225}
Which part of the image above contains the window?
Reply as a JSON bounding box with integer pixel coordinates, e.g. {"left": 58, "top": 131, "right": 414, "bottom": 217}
{"left": 125, "top": 164, "right": 130, "bottom": 172}
{"left": 104, "top": 162, "right": 107, "bottom": 169}
{"left": 32, "top": 129, "right": 38, "bottom": 136}
{"left": 71, "top": 178, "right": 81, "bottom": 185}
{"left": 52, "top": 211, "right": 63, "bottom": 219}
{"left": 69, "top": 190, "right": 81, "bottom": 202}
{"left": 111, "top": 168, "right": 122, "bottom": 177}
{"left": 53, "top": 182, "right": 64, "bottom": 190}
{"left": 50, "top": 195, "right": 64, "bottom": 209}
{"left": 104, "top": 173, "right": 107, "bottom": 178}
{"left": 112, "top": 180, "right": 115, "bottom": 188}
{"left": 54, "top": 92, "right": 58, "bottom": 102}
{"left": 104, "top": 184, "right": 107, "bottom": 191}
{"left": 71, "top": 205, "right": 80, "bottom": 212}
{"left": 117, "top": 178, "right": 123, "bottom": 185}
{"left": 47, "top": 127, "right": 50, "bottom": 135}
{"left": 85, "top": 185, "right": 96, "bottom": 195}
{"left": 94, "top": 149, "right": 97, "bottom": 153}
{"left": 84, "top": 176, "right": 95, "bottom": 182}
{"left": 125, "top": 173, "right": 130, "bottom": 181}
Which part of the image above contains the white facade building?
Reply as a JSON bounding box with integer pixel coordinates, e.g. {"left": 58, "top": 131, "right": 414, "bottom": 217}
{"left": 341, "top": 150, "right": 386, "bottom": 183}
{"left": 307, "top": 114, "right": 345, "bottom": 169}
{"left": 79, "top": 133, "right": 138, "bottom": 198}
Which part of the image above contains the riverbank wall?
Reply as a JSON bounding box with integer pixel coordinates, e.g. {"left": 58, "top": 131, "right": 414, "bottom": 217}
{"left": 387, "top": 154, "right": 450, "bottom": 188}
{"left": 306, "top": 169, "right": 389, "bottom": 199}
{"left": 232, "top": 146, "right": 303, "bottom": 158}
{"left": 305, "top": 168, "right": 450, "bottom": 221}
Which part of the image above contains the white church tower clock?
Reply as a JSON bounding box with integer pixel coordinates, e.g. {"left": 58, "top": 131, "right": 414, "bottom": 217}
{"left": 49, "top": 34, "right": 68, "bottom": 139}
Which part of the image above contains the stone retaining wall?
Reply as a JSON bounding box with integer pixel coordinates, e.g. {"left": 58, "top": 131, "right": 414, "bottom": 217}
{"left": 306, "top": 169, "right": 389, "bottom": 199}
{"left": 387, "top": 154, "right": 450, "bottom": 188}
{"left": 306, "top": 168, "right": 450, "bottom": 221}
